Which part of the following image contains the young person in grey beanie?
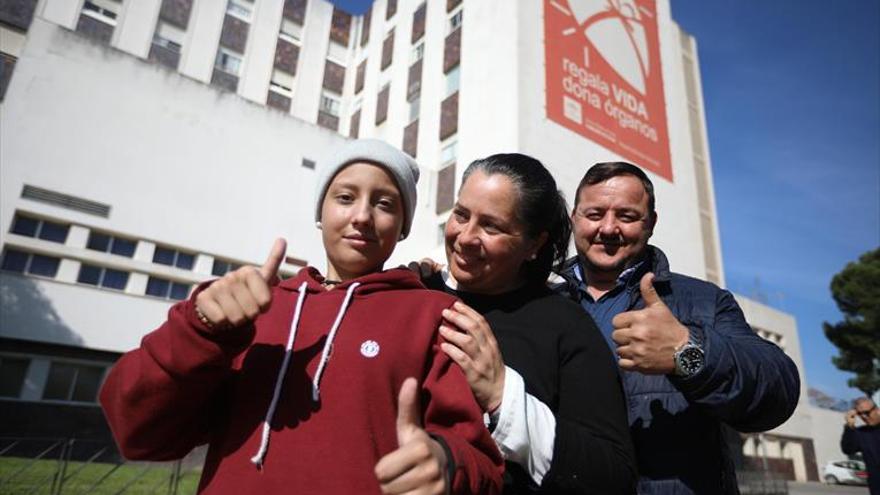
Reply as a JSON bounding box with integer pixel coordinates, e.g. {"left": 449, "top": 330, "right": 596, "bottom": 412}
{"left": 101, "top": 139, "right": 503, "bottom": 495}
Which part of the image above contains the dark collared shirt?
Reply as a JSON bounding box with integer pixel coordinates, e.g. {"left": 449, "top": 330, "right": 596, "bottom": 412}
{"left": 569, "top": 261, "right": 644, "bottom": 352}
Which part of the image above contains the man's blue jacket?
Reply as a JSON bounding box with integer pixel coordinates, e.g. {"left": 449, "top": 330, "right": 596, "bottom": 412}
{"left": 555, "top": 246, "right": 800, "bottom": 494}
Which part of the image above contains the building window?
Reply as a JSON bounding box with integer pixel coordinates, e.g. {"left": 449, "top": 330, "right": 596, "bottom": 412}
{"left": 437, "top": 223, "right": 446, "bottom": 245}
{"left": 86, "top": 231, "right": 136, "bottom": 257}
{"left": 215, "top": 48, "right": 243, "bottom": 76}
{"left": 448, "top": 7, "right": 463, "bottom": 34}
{"left": 408, "top": 96, "right": 420, "bottom": 123}
{"left": 445, "top": 65, "right": 460, "bottom": 97}
{"left": 42, "top": 361, "right": 106, "bottom": 403}
{"left": 82, "top": 0, "right": 120, "bottom": 24}
{"left": 386, "top": 0, "right": 397, "bottom": 19}
{"left": 153, "top": 246, "right": 195, "bottom": 270}
{"left": 10, "top": 214, "right": 69, "bottom": 244}
{"left": 152, "top": 22, "right": 185, "bottom": 53}
{"left": 226, "top": 0, "right": 253, "bottom": 22}
{"left": 270, "top": 69, "right": 295, "bottom": 96}
{"left": 1, "top": 53, "right": 16, "bottom": 102}
{"left": 320, "top": 93, "right": 341, "bottom": 117}
{"left": 381, "top": 30, "right": 394, "bottom": 70}
{"left": 0, "top": 356, "right": 30, "bottom": 398}
{"left": 441, "top": 140, "right": 457, "bottom": 165}
{"left": 146, "top": 276, "right": 191, "bottom": 300}
{"left": 77, "top": 263, "right": 130, "bottom": 291}
{"left": 410, "top": 41, "right": 425, "bottom": 64}
{"left": 375, "top": 83, "right": 390, "bottom": 125}
{"left": 279, "top": 18, "right": 303, "bottom": 43}
{"left": 212, "top": 259, "right": 242, "bottom": 277}
{"left": 0, "top": 249, "right": 60, "bottom": 278}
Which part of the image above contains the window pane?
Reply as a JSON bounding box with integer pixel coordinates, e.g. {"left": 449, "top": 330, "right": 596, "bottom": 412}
{"left": 77, "top": 264, "right": 102, "bottom": 285}
{"left": 153, "top": 247, "right": 175, "bottom": 265}
{"left": 43, "top": 362, "right": 76, "bottom": 400}
{"left": 11, "top": 216, "right": 38, "bottom": 237}
{"left": 445, "top": 66, "right": 460, "bottom": 97}
{"left": 212, "top": 260, "right": 229, "bottom": 277}
{"left": 0, "top": 357, "right": 30, "bottom": 398}
{"left": 1, "top": 249, "right": 28, "bottom": 273}
{"left": 146, "top": 277, "right": 170, "bottom": 297}
{"left": 86, "top": 232, "right": 111, "bottom": 252}
{"left": 38, "top": 221, "right": 69, "bottom": 243}
{"left": 101, "top": 269, "right": 129, "bottom": 290}
{"left": 71, "top": 365, "right": 104, "bottom": 402}
{"left": 28, "top": 254, "right": 60, "bottom": 277}
{"left": 170, "top": 283, "right": 191, "bottom": 301}
{"left": 175, "top": 252, "right": 195, "bottom": 270}
{"left": 110, "top": 238, "right": 136, "bottom": 257}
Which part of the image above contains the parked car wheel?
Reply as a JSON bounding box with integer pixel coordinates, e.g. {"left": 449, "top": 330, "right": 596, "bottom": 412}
{"left": 824, "top": 474, "right": 839, "bottom": 484}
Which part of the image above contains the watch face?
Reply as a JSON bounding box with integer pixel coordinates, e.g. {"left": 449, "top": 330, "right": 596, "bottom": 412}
{"left": 677, "top": 346, "right": 704, "bottom": 376}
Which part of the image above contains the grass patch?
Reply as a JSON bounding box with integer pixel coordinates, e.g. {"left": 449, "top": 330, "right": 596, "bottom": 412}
{"left": 0, "top": 457, "right": 200, "bottom": 494}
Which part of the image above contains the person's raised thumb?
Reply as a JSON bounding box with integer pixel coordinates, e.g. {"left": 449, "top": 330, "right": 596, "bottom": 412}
{"left": 260, "top": 238, "right": 287, "bottom": 284}
{"left": 395, "top": 377, "right": 422, "bottom": 446}
{"left": 639, "top": 272, "right": 663, "bottom": 307}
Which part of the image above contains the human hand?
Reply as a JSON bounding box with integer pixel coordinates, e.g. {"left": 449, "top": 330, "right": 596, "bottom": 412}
{"left": 846, "top": 409, "right": 858, "bottom": 428}
{"left": 612, "top": 272, "right": 690, "bottom": 374}
{"left": 375, "top": 378, "right": 449, "bottom": 495}
{"left": 439, "top": 302, "right": 506, "bottom": 412}
{"left": 406, "top": 258, "right": 444, "bottom": 280}
{"left": 194, "top": 238, "right": 286, "bottom": 330}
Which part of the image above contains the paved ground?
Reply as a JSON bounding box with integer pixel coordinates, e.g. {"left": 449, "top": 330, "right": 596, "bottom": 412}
{"left": 788, "top": 481, "right": 870, "bottom": 494}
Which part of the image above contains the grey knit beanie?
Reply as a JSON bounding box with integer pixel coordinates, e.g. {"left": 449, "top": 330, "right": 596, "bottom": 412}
{"left": 314, "top": 139, "right": 420, "bottom": 239}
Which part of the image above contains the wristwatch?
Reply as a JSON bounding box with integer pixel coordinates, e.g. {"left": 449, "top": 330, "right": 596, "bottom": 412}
{"left": 673, "top": 334, "right": 705, "bottom": 377}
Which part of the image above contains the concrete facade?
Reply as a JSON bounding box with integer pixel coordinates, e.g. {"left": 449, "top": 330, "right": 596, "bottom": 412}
{"left": 0, "top": 0, "right": 843, "bottom": 483}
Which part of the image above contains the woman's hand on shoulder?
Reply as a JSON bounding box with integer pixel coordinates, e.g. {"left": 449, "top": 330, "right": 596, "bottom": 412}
{"left": 404, "top": 258, "right": 444, "bottom": 280}
{"left": 439, "top": 302, "right": 506, "bottom": 413}
{"left": 194, "top": 238, "right": 286, "bottom": 331}
{"left": 375, "top": 378, "right": 449, "bottom": 495}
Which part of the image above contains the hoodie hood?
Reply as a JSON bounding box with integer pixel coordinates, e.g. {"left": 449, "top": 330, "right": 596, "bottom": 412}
{"left": 278, "top": 266, "right": 427, "bottom": 295}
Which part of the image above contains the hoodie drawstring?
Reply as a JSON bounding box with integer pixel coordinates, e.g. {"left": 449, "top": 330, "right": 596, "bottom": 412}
{"left": 249, "top": 281, "right": 360, "bottom": 469}
{"left": 250, "top": 281, "right": 308, "bottom": 469}
{"left": 312, "top": 282, "right": 360, "bottom": 401}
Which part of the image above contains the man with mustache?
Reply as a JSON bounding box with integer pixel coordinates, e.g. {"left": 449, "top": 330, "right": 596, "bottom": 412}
{"left": 556, "top": 161, "right": 800, "bottom": 494}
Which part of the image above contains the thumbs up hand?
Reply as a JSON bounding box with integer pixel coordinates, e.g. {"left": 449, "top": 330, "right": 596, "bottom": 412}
{"left": 611, "top": 272, "right": 690, "bottom": 374}
{"left": 375, "top": 378, "right": 449, "bottom": 495}
{"left": 194, "top": 238, "right": 287, "bottom": 331}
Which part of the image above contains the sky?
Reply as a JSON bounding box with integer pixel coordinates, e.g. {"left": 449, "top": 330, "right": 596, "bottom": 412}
{"left": 329, "top": 0, "right": 880, "bottom": 401}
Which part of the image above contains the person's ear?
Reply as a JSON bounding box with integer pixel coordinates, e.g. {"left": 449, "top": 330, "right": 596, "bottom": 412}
{"left": 647, "top": 211, "right": 658, "bottom": 237}
{"left": 529, "top": 231, "right": 549, "bottom": 260}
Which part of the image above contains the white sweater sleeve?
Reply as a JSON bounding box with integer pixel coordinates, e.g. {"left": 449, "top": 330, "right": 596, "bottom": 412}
{"left": 489, "top": 366, "right": 556, "bottom": 485}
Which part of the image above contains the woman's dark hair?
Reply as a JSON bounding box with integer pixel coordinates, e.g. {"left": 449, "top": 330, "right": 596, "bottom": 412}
{"left": 461, "top": 153, "right": 571, "bottom": 285}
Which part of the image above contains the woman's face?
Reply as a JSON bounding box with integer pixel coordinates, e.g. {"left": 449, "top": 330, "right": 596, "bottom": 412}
{"left": 444, "top": 170, "right": 542, "bottom": 294}
{"left": 321, "top": 162, "right": 404, "bottom": 281}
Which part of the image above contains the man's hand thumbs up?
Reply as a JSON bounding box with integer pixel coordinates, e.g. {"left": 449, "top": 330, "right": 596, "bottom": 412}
{"left": 260, "top": 238, "right": 287, "bottom": 285}
{"left": 395, "top": 377, "right": 423, "bottom": 445}
{"left": 375, "top": 378, "right": 449, "bottom": 494}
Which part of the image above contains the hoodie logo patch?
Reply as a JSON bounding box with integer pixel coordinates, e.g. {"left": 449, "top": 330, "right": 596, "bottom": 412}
{"left": 360, "top": 340, "right": 380, "bottom": 358}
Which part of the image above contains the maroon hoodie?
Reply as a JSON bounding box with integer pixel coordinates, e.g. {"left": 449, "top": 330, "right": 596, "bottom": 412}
{"left": 100, "top": 267, "right": 503, "bottom": 494}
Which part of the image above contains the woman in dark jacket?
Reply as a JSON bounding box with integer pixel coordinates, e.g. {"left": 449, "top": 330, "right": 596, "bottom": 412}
{"left": 420, "top": 153, "right": 637, "bottom": 493}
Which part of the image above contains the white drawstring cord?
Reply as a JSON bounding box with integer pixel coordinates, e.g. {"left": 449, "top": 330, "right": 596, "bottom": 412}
{"left": 250, "top": 281, "right": 308, "bottom": 469}
{"left": 311, "top": 282, "right": 360, "bottom": 402}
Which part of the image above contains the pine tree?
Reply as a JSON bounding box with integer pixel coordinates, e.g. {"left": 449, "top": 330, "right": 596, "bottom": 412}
{"left": 823, "top": 248, "right": 880, "bottom": 395}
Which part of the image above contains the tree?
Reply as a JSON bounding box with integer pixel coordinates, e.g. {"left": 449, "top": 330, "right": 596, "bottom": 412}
{"left": 824, "top": 248, "right": 880, "bottom": 396}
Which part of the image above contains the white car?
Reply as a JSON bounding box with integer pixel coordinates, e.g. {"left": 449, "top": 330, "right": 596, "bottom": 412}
{"left": 823, "top": 460, "right": 869, "bottom": 485}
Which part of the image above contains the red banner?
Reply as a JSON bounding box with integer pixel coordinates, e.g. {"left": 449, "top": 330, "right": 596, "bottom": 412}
{"left": 545, "top": 0, "right": 672, "bottom": 181}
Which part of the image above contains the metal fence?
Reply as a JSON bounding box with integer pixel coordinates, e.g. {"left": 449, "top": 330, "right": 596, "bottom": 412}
{"left": 0, "top": 437, "right": 204, "bottom": 495}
